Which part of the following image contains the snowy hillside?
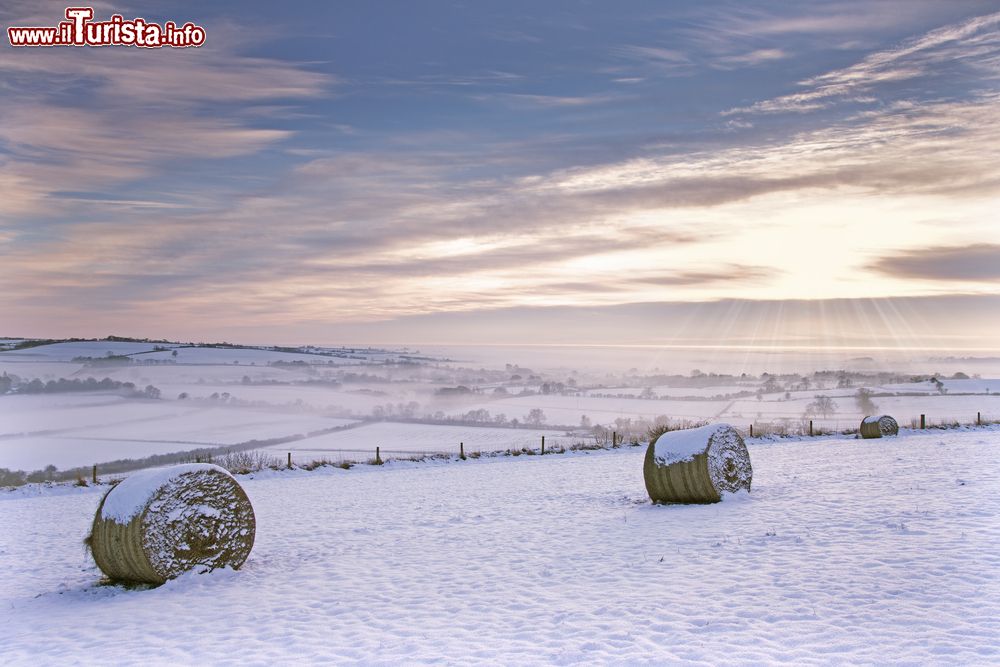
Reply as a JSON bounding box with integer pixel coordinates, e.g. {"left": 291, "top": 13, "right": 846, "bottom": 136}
{"left": 1, "top": 427, "right": 997, "bottom": 664}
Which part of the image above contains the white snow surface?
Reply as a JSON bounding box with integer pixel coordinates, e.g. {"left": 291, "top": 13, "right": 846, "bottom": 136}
{"left": 99, "top": 463, "right": 233, "bottom": 523}
{"left": 652, "top": 422, "right": 732, "bottom": 464}
{"left": 1, "top": 428, "right": 999, "bottom": 664}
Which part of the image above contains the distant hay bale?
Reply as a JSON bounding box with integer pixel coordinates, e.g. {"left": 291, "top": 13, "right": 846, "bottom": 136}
{"left": 89, "top": 464, "right": 255, "bottom": 585}
{"left": 860, "top": 415, "right": 899, "bottom": 439}
{"left": 643, "top": 423, "right": 752, "bottom": 504}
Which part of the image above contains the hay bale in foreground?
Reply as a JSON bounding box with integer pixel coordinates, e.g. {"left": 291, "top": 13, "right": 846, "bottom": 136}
{"left": 860, "top": 415, "right": 899, "bottom": 439}
{"left": 643, "top": 423, "right": 752, "bottom": 504}
{"left": 90, "top": 463, "right": 255, "bottom": 585}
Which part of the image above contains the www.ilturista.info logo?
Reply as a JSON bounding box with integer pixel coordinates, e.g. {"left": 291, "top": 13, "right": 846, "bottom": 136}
{"left": 7, "top": 7, "right": 206, "bottom": 48}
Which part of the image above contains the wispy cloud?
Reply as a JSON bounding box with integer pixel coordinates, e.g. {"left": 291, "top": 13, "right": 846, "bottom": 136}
{"left": 0, "top": 11, "right": 330, "bottom": 220}
{"left": 613, "top": 45, "right": 693, "bottom": 75}
{"left": 475, "top": 92, "right": 624, "bottom": 108}
{"left": 712, "top": 48, "right": 788, "bottom": 69}
{"left": 723, "top": 10, "right": 1000, "bottom": 115}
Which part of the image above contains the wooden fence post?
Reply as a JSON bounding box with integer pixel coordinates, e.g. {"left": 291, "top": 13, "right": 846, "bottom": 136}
{"left": 749, "top": 424, "right": 753, "bottom": 438}
{"left": 460, "top": 442, "right": 466, "bottom": 460}
{"left": 92, "top": 464, "right": 97, "bottom": 485}
{"left": 612, "top": 430, "right": 617, "bottom": 447}
{"left": 809, "top": 420, "right": 813, "bottom": 436}
{"left": 287, "top": 452, "right": 292, "bottom": 469}
{"left": 920, "top": 414, "right": 925, "bottom": 429}
{"left": 375, "top": 446, "right": 383, "bottom": 465}
{"left": 977, "top": 411, "right": 981, "bottom": 426}
{"left": 541, "top": 435, "right": 545, "bottom": 455}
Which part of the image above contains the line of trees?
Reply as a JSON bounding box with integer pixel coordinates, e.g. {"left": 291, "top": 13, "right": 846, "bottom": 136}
{"left": 0, "top": 374, "right": 161, "bottom": 399}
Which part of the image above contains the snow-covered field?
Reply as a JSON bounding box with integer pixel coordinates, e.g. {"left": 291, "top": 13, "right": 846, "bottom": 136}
{"left": 0, "top": 394, "right": 357, "bottom": 470}
{"left": 0, "top": 341, "right": 403, "bottom": 366}
{"left": 1, "top": 427, "right": 997, "bottom": 664}
{"left": 0, "top": 340, "right": 187, "bottom": 363}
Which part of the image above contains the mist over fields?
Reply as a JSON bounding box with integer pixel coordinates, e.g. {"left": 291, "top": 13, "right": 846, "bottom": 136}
{"left": 3, "top": 337, "right": 998, "bottom": 482}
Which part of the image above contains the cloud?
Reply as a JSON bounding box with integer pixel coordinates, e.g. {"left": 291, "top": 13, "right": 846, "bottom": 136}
{"left": 6, "top": 83, "right": 998, "bottom": 326}
{"left": 613, "top": 45, "right": 693, "bottom": 75}
{"left": 712, "top": 48, "right": 788, "bottom": 69}
{"left": 723, "top": 10, "right": 1000, "bottom": 115}
{"left": 2, "top": 2, "right": 999, "bottom": 341}
{"left": 375, "top": 71, "right": 523, "bottom": 88}
{"left": 477, "top": 93, "right": 623, "bottom": 108}
{"left": 0, "top": 9, "right": 330, "bottom": 222}
{"left": 870, "top": 244, "right": 1000, "bottom": 281}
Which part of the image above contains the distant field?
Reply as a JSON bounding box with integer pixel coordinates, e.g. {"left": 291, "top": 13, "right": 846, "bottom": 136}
{"left": 0, "top": 393, "right": 357, "bottom": 470}
{"left": 0, "top": 341, "right": 180, "bottom": 361}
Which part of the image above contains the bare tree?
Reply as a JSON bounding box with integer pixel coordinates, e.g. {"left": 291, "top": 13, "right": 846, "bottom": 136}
{"left": 524, "top": 408, "right": 546, "bottom": 426}
{"left": 804, "top": 395, "right": 838, "bottom": 418}
{"left": 854, "top": 388, "right": 878, "bottom": 414}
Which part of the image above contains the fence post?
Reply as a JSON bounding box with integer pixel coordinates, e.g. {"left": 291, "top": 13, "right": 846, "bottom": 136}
{"left": 809, "top": 420, "right": 813, "bottom": 437}
{"left": 460, "top": 442, "right": 466, "bottom": 460}
{"left": 541, "top": 435, "right": 545, "bottom": 456}
{"left": 92, "top": 464, "right": 97, "bottom": 485}
{"left": 612, "top": 430, "right": 617, "bottom": 447}
{"left": 375, "top": 446, "right": 383, "bottom": 465}
{"left": 287, "top": 452, "right": 292, "bottom": 469}
{"left": 749, "top": 424, "right": 753, "bottom": 438}
{"left": 920, "top": 414, "right": 925, "bottom": 429}
{"left": 977, "top": 411, "right": 981, "bottom": 426}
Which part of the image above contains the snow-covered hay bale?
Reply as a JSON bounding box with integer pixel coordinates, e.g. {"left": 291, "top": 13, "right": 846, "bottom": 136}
{"left": 860, "top": 415, "right": 899, "bottom": 439}
{"left": 90, "top": 464, "right": 255, "bottom": 585}
{"left": 643, "top": 423, "right": 752, "bottom": 504}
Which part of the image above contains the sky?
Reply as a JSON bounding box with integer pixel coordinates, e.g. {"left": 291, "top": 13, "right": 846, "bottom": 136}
{"left": 1, "top": 0, "right": 999, "bottom": 349}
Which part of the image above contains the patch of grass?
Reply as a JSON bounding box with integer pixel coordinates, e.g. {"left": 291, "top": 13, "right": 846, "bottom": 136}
{"left": 209, "top": 450, "right": 283, "bottom": 474}
{"left": 568, "top": 441, "right": 603, "bottom": 451}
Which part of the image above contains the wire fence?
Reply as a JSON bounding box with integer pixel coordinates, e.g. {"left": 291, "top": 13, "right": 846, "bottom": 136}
{"left": 30, "top": 409, "right": 997, "bottom": 487}
{"left": 249, "top": 410, "right": 1000, "bottom": 470}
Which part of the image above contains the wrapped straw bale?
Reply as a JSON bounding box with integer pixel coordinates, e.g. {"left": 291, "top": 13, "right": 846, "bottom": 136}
{"left": 643, "top": 423, "right": 752, "bottom": 504}
{"left": 90, "top": 463, "right": 255, "bottom": 585}
{"left": 860, "top": 415, "right": 899, "bottom": 439}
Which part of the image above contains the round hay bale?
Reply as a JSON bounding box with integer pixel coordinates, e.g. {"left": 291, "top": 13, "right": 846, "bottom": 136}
{"left": 860, "top": 414, "right": 899, "bottom": 439}
{"left": 643, "top": 423, "right": 752, "bottom": 504}
{"left": 90, "top": 463, "right": 255, "bottom": 585}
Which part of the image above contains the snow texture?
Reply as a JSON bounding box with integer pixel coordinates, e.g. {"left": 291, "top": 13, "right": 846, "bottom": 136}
{"left": 652, "top": 422, "right": 730, "bottom": 464}
{"left": 100, "top": 463, "right": 233, "bottom": 523}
